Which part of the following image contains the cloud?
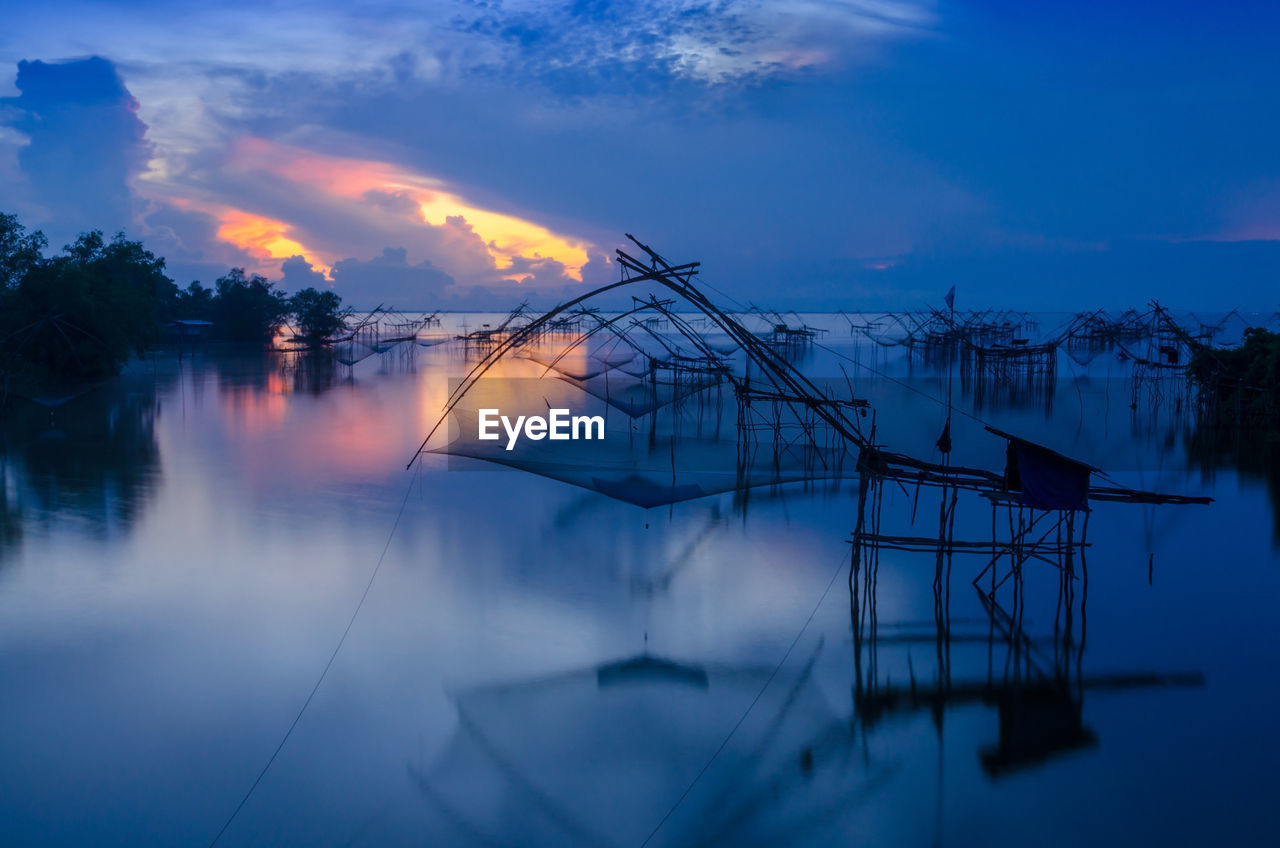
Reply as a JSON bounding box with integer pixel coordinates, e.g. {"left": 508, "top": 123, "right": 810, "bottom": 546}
{"left": 133, "top": 135, "right": 598, "bottom": 292}
{"left": 0, "top": 6, "right": 949, "bottom": 306}
{"left": 0, "top": 56, "right": 149, "bottom": 244}
{"left": 452, "top": 0, "right": 936, "bottom": 89}
{"left": 3, "top": 3, "right": 1278, "bottom": 310}
{"left": 1, "top": 2, "right": 935, "bottom": 99}
{"left": 329, "top": 247, "right": 455, "bottom": 308}
{"left": 324, "top": 244, "right": 618, "bottom": 310}
{"left": 138, "top": 198, "right": 260, "bottom": 284}
{"left": 279, "top": 254, "right": 328, "bottom": 291}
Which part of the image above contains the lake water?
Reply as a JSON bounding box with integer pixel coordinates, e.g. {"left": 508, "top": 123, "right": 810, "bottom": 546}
{"left": 1, "top": 313, "right": 1277, "bottom": 846}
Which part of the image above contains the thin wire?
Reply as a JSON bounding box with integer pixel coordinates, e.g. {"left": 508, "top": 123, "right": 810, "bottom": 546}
{"left": 206, "top": 461, "right": 422, "bottom": 847}
{"left": 639, "top": 547, "right": 848, "bottom": 847}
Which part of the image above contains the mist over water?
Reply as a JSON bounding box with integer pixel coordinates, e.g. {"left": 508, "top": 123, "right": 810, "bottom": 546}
{"left": 1, "top": 313, "right": 1277, "bottom": 846}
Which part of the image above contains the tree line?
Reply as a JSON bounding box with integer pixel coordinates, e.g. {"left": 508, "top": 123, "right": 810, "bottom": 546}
{"left": 1189, "top": 327, "right": 1280, "bottom": 429}
{"left": 1, "top": 211, "right": 347, "bottom": 387}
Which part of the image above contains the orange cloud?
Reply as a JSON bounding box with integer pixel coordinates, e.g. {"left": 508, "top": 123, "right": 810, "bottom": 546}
{"left": 228, "top": 138, "right": 591, "bottom": 280}
{"left": 216, "top": 209, "right": 332, "bottom": 276}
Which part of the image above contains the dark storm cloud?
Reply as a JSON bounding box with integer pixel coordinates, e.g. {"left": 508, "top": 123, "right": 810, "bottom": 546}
{"left": 0, "top": 57, "right": 149, "bottom": 245}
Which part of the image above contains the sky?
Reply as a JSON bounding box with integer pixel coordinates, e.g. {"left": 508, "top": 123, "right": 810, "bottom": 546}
{"left": 0, "top": 0, "right": 1276, "bottom": 309}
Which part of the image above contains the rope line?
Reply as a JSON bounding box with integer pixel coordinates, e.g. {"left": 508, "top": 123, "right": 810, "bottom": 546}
{"left": 639, "top": 547, "right": 848, "bottom": 847}
{"left": 207, "top": 463, "right": 421, "bottom": 847}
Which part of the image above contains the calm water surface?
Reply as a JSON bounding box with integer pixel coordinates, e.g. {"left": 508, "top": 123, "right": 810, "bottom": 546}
{"left": 1, "top": 315, "right": 1277, "bottom": 846}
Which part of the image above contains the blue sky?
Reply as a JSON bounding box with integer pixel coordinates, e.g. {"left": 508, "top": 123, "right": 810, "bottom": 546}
{"left": 0, "top": 0, "right": 1276, "bottom": 309}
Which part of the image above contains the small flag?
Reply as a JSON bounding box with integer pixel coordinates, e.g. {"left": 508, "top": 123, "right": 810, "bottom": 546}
{"left": 944, "top": 286, "right": 955, "bottom": 310}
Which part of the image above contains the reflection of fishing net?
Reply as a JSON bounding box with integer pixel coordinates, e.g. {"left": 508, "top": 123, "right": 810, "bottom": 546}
{"left": 411, "top": 655, "right": 879, "bottom": 847}
{"left": 24, "top": 384, "right": 100, "bottom": 407}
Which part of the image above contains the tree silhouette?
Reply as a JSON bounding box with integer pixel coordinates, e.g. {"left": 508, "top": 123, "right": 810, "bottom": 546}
{"left": 1, "top": 219, "right": 176, "bottom": 386}
{"left": 289, "top": 286, "right": 348, "bottom": 344}
{"left": 211, "top": 268, "right": 289, "bottom": 342}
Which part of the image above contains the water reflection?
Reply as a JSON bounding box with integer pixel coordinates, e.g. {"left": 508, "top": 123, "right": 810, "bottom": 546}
{"left": 1187, "top": 426, "right": 1280, "bottom": 543}
{"left": 851, "top": 549, "right": 1203, "bottom": 783}
{"left": 0, "top": 343, "right": 430, "bottom": 562}
{"left": 0, "top": 317, "right": 1275, "bottom": 847}
{"left": 410, "top": 652, "right": 875, "bottom": 847}
{"left": 401, "top": 459, "right": 1211, "bottom": 846}
{"left": 0, "top": 375, "right": 166, "bottom": 558}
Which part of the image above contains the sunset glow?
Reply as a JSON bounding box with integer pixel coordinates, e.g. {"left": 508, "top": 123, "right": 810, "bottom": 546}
{"left": 415, "top": 195, "right": 589, "bottom": 280}
{"left": 214, "top": 209, "right": 332, "bottom": 276}
{"left": 225, "top": 138, "right": 591, "bottom": 281}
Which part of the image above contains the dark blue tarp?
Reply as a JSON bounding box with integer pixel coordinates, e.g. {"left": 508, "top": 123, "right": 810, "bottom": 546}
{"left": 1011, "top": 442, "right": 1090, "bottom": 510}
